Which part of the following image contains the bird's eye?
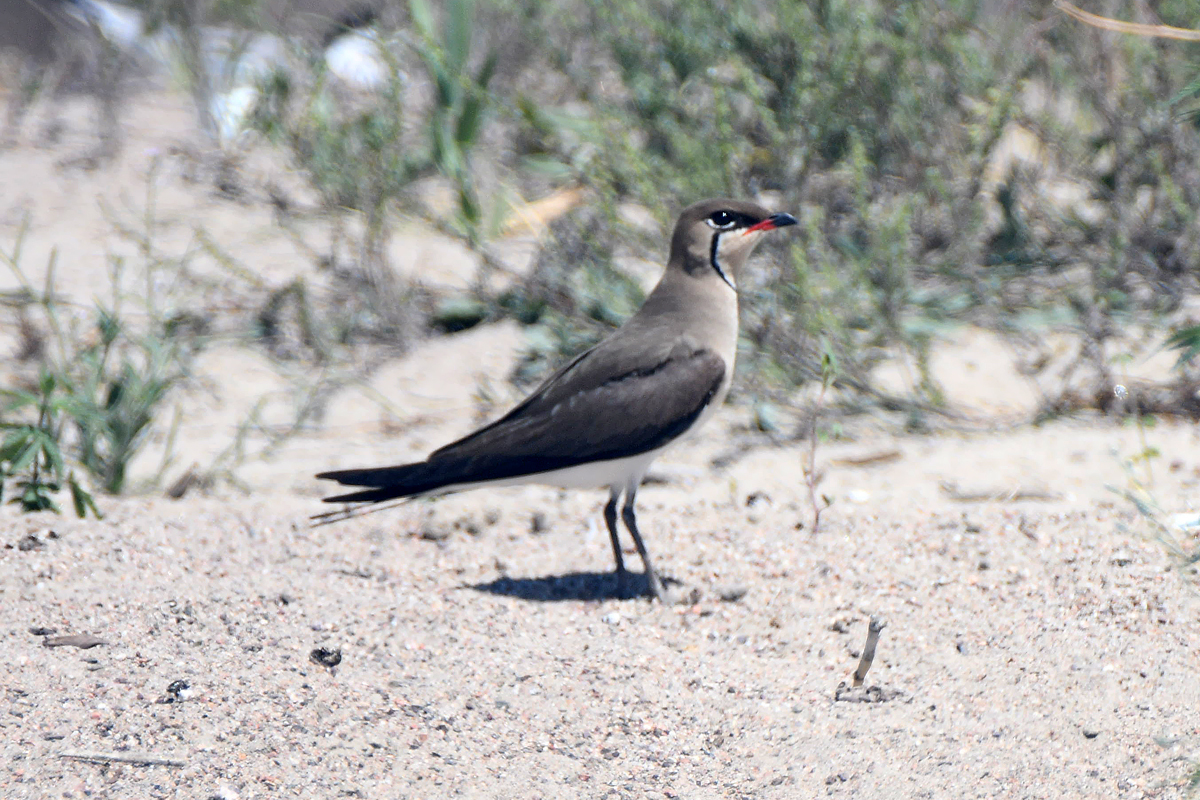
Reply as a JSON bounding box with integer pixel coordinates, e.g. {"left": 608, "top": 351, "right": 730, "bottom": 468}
{"left": 706, "top": 210, "right": 738, "bottom": 230}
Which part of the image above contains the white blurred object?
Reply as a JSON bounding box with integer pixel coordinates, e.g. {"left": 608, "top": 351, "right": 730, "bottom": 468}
{"left": 58, "top": 2, "right": 396, "bottom": 144}
{"left": 324, "top": 29, "right": 391, "bottom": 91}
{"left": 212, "top": 85, "right": 260, "bottom": 145}
{"left": 204, "top": 30, "right": 288, "bottom": 86}
{"left": 1170, "top": 513, "right": 1200, "bottom": 533}
{"left": 202, "top": 31, "right": 289, "bottom": 146}
{"left": 63, "top": 0, "right": 145, "bottom": 49}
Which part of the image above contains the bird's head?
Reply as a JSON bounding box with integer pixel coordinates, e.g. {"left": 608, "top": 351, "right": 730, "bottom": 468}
{"left": 670, "top": 198, "right": 797, "bottom": 289}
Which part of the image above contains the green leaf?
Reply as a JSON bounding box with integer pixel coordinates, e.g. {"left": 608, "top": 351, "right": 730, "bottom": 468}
{"left": 14, "top": 481, "right": 58, "bottom": 513}
{"left": 0, "top": 388, "right": 39, "bottom": 414}
{"left": 520, "top": 155, "right": 574, "bottom": 180}
{"left": 458, "top": 184, "right": 481, "bottom": 225}
{"left": 433, "top": 121, "right": 461, "bottom": 176}
{"left": 474, "top": 50, "right": 498, "bottom": 91}
{"left": 0, "top": 428, "right": 35, "bottom": 463}
{"left": 69, "top": 474, "right": 101, "bottom": 519}
{"left": 1169, "top": 74, "right": 1200, "bottom": 108}
{"left": 445, "top": 0, "right": 474, "bottom": 72}
{"left": 409, "top": 0, "right": 436, "bottom": 42}
{"left": 820, "top": 344, "right": 839, "bottom": 388}
{"left": 97, "top": 307, "right": 121, "bottom": 346}
{"left": 7, "top": 437, "right": 41, "bottom": 475}
{"left": 456, "top": 92, "right": 485, "bottom": 148}
{"left": 41, "top": 433, "right": 65, "bottom": 477}
{"left": 434, "top": 70, "right": 457, "bottom": 110}
{"left": 1165, "top": 325, "right": 1200, "bottom": 369}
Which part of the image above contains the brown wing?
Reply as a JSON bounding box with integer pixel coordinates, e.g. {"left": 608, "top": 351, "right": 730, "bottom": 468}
{"left": 422, "top": 345, "right": 726, "bottom": 484}
{"left": 319, "top": 342, "right": 726, "bottom": 503}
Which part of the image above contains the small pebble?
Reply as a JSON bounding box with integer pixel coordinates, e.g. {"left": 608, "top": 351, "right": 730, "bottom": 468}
{"left": 717, "top": 585, "right": 748, "bottom": 603}
{"left": 17, "top": 534, "right": 44, "bottom": 551}
{"left": 310, "top": 647, "right": 343, "bottom": 669}
{"left": 158, "top": 679, "right": 193, "bottom": 704}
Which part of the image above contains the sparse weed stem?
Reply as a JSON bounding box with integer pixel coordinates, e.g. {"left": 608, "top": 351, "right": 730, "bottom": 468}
{"left": 804, "top": 348, "right": 838, "bottom": 535}
{"left": 1112, "top": 473, "right": 1199, "bottom": 593}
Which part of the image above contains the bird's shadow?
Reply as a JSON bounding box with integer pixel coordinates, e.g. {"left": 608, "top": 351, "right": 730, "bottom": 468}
{"left": 470, "top": 571, "right": 654, "bottom": 602}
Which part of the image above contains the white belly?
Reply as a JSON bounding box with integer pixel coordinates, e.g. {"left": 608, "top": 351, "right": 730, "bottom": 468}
{"left": 424, "top": 447, "right": 667, "bottom": 497}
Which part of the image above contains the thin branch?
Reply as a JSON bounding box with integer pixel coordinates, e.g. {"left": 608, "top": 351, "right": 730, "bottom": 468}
{"left": 59, "top": 752, "right": 185, "bottom": 768}
{"left": 1056, "top": 1, "right": 1200, "bottom": 41}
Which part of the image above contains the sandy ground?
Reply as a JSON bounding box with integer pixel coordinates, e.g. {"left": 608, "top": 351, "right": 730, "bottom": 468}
{"left": 2, "top": 88, "right": 1200, "bottom": 799}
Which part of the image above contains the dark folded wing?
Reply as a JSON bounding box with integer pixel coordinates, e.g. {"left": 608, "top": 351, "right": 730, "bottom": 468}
{"left": 318, "top": 347, "right": 725, "bottom": 503}
{"left": 424, "top": 346, "right": 725, "bottom": 483}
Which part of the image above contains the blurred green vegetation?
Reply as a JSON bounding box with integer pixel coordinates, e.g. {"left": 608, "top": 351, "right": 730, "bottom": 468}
{"left": 240, "top": 0, "right": 1200, "bottom": 414}
{"left": 512, "top": 0, "right": 1200, "bottom": 413}
{"left": 5, "top": 0, "right": 1200, "bottom": 513}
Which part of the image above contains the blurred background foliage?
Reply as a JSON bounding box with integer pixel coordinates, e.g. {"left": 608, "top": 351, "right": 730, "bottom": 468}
{"left": 4, "top": 0, "right": 1200, "bottom": 510}
{"left": 502, "top": 0, "right": 1200, "bottom": 416}
{"left": 65, "top": 0, "right": 1200, "bottom": 411}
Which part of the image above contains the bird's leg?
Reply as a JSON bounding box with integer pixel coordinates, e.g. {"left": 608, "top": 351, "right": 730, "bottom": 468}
{"left": 621, "top": 487, "right": 667, "bottom": 602}
{"left": 604, "top": 490, "right": 629, "bottom": 597}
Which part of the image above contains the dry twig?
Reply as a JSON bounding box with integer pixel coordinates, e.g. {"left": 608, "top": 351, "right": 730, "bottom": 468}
{"left": 832, "top": 449, "right": 903, "bottom": 467}
{"left": 939, "top": 481, "right": 1063, "bottom": 503}
{"left": 852, "top": 616, "right": 887, "bottom": 688}
{"left": 1056, "top": 1, "right": 1200, "bottom": 41}
{"left": 59, "top": 752, "right": 185, "bottom": 768}
{"left": 41, "top": 634, "right": 107, "bottom": 649}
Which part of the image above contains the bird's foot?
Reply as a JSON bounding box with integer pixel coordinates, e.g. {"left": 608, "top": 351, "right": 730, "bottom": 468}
{"left": 646, "top": 569, "right": 668, "bottom": 604}
{"left": 614, "top": 567, "right": 680, "bottom": 603}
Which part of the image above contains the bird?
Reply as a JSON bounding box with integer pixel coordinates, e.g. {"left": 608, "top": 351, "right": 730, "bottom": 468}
{"left": 315, "top": 198, "right": 797, "bottom": 601}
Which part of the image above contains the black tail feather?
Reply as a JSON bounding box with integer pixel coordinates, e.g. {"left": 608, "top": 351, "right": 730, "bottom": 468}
{"left": 316, "top": 461, "right": 455, "bottom": 505}
{"left": 321, "top": 484, "right": 412, "bottom": 504}
{"left": 316, "top": 462, "right": 427, "bottom": 489}
{"left": 312, "top": 461, "right": 437, "bottom": 528}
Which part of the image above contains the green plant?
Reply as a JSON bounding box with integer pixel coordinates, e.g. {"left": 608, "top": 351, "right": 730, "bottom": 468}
{"left": 0, "top": 372, "right": 100, "bottom": 517}
{"left": 1165, "top": 325, "right": 1200, "bottom": 368}
{"left": 64, "top": 311, "right": 184, "bottom": 494}
{"left": 0, "top": 190, "right": 202, "bottom": 509}
{"left": 409, "top": 0, "right": 499, "bottom": 244}
{"left": 2, "top": 278, "right": 191, "bottom": 498}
